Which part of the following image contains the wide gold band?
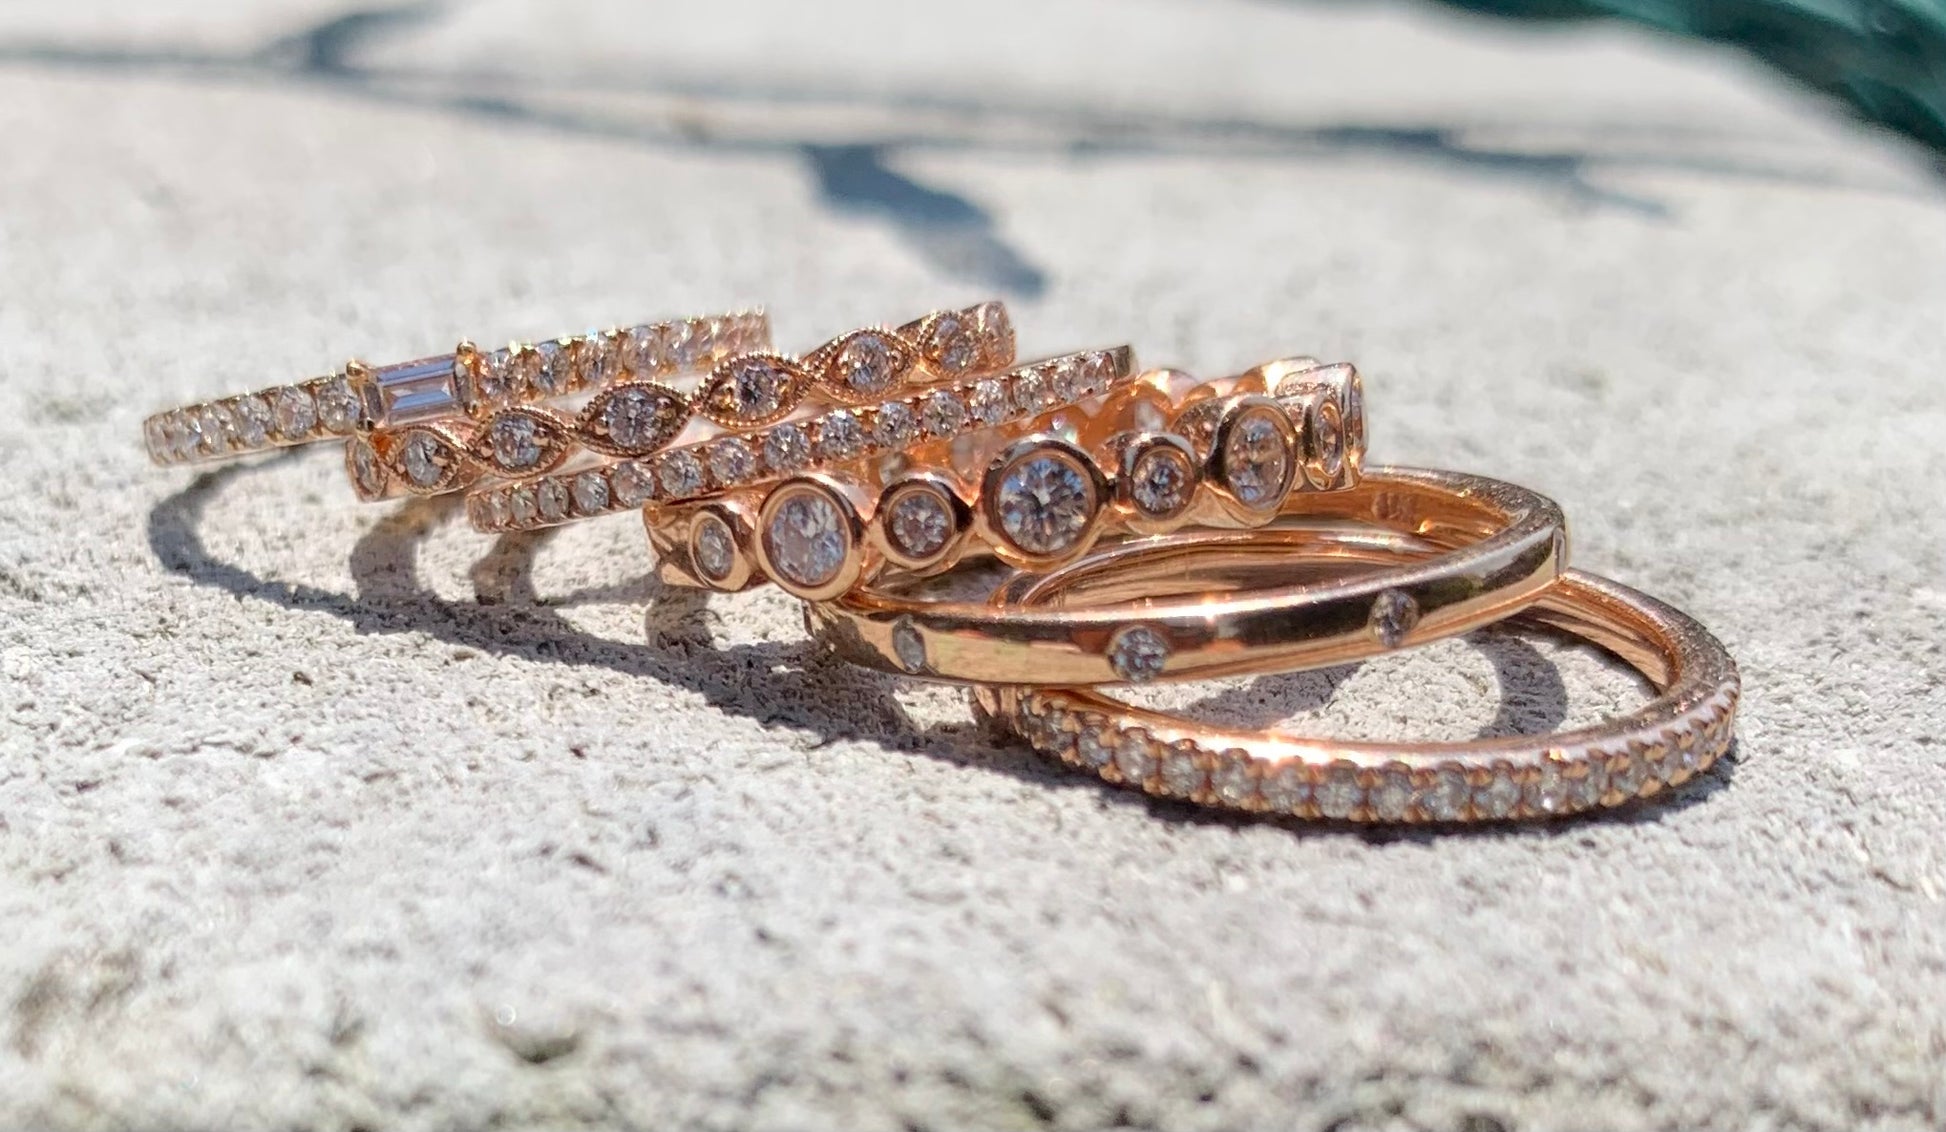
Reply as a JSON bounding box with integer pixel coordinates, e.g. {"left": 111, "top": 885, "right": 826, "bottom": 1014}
{"left": 978, "top": 554, "right": 1739, "bottom": 823}
{"left": 804, "top": 466, "right": 1564, "bottom": 684}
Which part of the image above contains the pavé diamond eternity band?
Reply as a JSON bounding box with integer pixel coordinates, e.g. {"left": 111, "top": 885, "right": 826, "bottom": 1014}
{"left": 462, "top": 304, "right": 1032, "bottom": 532}
{"left": 362, "top": 303, "right": 1014, "bottom": 506}
{"left": 978, "top": 544, "right": 1739, "bottom": 824}
{"left": 644, "top": 357, "right": 1360, "bottom": 601}
{"left": 142, "top": 309, "right": 771, "bottom": 492}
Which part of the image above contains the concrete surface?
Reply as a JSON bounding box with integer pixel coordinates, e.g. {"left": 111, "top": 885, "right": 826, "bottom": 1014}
{"left": 2, "top": 2, "right": 1944, "bottom": 1129}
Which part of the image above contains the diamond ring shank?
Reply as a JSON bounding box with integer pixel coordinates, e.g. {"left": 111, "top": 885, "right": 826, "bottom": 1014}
{"left": 461, "top": 303, "right": 1023, "bottom": 531}
{"left": 803, "top": 466, "right": 1566, "bottom": 685}
{"left": 141, "top": 309, "right": 772, "bottom": 490}
{"left": 982, "top": 560, "right": 1738, "bottom": 824}
{"left": 642, "top": 357, "right": 1364, "bottom": 601}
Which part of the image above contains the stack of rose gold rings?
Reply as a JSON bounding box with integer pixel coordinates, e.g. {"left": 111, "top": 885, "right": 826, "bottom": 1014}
{"left": 145, "top": 301, "right": 1738, "bottom": 824}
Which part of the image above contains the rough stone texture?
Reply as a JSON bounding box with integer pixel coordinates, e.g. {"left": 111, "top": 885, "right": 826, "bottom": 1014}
{"left": 3, "top": 3, "right": 1945, "bottom": 1130}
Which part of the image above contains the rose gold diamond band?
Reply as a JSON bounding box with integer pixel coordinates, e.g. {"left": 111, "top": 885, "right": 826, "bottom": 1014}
{"left": 457, "top": 305, "right": 1039, "bottom": 531}
{"left": 978, "top": 557, "right": 1738, "bottom": 824}
{"left": 368, "top": 304, "right": 1019, "bottom": 506}
{"left": 142, "top": 310, "right": 770, "bottom": 477}
{"left": 640, "top": 357, "right": 1363, "bottom": 601}
{"left": 465, "top": 346, "right": 1133, "bottom": 534}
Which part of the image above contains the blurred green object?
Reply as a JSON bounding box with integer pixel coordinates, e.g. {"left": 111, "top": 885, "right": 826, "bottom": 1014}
{"left": 1447, "top": 0, "right": 1946, "bottom": 151}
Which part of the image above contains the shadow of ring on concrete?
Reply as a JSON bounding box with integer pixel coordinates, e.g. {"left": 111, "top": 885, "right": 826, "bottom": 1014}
{"left": 143, "top": 455, "right": 1098, "bottom": 803}
{"left": 145, "top": 454, "right": 1734, "bottom": 836}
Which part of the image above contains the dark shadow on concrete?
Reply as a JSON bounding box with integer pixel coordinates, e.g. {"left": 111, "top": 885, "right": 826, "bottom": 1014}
{"left": 803, "top": 144, "right": 1047, "bottom": 296}
{"left": 146, "top": 456, "right": 1080, "bottom": 798}
{"left": 253, "top": 1, "right": 443, "bottom": 74}
{"left": 1472, "top": 630, "right": 1572, "bottom": 738}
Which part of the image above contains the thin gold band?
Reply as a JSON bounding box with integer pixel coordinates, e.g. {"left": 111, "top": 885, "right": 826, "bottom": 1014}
{"left": 142, "top": 310, "right": 770, "bottom": 478}
{"left": 978, "top": 549, "right": 1739, "bottom": 823}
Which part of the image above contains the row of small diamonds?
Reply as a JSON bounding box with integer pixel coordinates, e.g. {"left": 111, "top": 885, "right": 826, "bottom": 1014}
{"left": 142, "top": 311, "right": 768, "bottom": 468}
{"left": 449, "top": 307, "right": 1005, "bottom": 486}
{"left": 468, "top": 349, "right": 1127, "bottom": 533}
{"left": 1011, "top": 688, "right": 1739, "bottom": 823}
{"left": 450, "top": 311, "right": 769, "bottom": 415}
{"left": 144, "top": 375, "right": 365, "bottom": 465}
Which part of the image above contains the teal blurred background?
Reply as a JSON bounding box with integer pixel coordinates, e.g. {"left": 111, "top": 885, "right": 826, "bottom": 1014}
{"left": 1424, "top": 0, "right": 1946, "bottom": 149}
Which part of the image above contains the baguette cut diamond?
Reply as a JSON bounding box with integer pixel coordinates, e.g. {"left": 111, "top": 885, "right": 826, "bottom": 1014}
{"left": 372, "top": 356, "right": 461, "bottom": 426}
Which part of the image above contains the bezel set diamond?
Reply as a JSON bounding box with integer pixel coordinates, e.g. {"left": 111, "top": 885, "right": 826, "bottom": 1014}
{"left": 635, "top": 357, "right": 1365, "bottom": 601}
{"left": 641, "top": 361, "right": 1364, "bottom": 601}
